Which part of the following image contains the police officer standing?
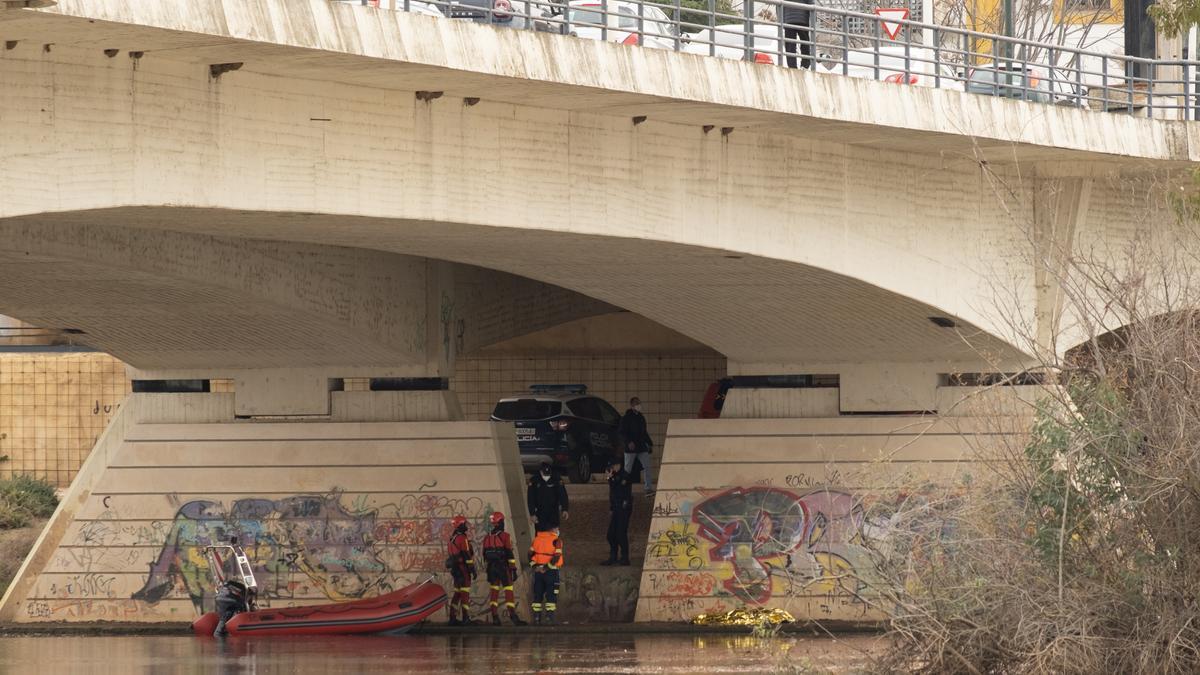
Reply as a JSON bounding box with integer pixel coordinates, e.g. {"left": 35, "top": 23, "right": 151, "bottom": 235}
{"left": 601, "top": 460, "right": 633, "bottom": 566}
{"left": 527, "top": 461, "right": 569, "bottom": 531}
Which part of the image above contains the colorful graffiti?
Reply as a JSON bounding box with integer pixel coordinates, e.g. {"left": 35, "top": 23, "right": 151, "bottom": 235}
{"left": 129, "top": 491, "right": 495, "bottom": 612}
{"left": 644, "top": 486, "right": 881, "bottom": 607}
{"left": 691, "top": 486, "right": 870, "bottom": 604}
{"left": 647, "top": 524, "right": 704, "bottom": 571}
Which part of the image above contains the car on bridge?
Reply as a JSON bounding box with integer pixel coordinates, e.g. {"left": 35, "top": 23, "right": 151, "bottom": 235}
{"left": 681, "top": 25, "right": 780, "bottom": 64}
{"left": 491, "top": 384, "right": 623, "bottom": 484}
{"left": 444, "top": 0, "right": 539, "bottom": 29}
{"left": 965, "top": 62, "right": 1087, "bottom": 106}
{"left": 332, "top": 0, "right": 446, "bottom": 17}
{"left": 817, "top": 46, "right": 967, "bottom": 90}
{"left": 560, "top": 0, "right": 679, "bottom": 48}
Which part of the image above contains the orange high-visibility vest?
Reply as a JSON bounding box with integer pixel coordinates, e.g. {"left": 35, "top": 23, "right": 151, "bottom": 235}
{"left": 529, "top": 531, "right": 564, "bottom": 569}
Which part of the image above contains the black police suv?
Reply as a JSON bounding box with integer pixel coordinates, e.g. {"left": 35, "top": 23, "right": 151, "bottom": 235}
{"left": 491, "top": 385, "right": 622, "bottom": 484}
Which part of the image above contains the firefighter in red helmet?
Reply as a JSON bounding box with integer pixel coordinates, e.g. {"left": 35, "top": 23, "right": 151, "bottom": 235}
{"left": 445, "top": 514, "right": 477, "bottom": 626}
{"left": 482, "top": 511, "right": 528, "bottom": 626}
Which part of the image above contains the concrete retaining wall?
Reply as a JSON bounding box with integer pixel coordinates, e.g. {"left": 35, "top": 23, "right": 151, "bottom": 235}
{"left": 635, "top": 416, "right": 1021, "bottom": 623}
{"left": 0, "top": 393, "right": 531, "bottom": 623}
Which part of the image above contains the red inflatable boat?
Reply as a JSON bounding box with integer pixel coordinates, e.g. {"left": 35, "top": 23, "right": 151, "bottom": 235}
{"left": 192, "top": 580, "right": 447, "bottom": 637}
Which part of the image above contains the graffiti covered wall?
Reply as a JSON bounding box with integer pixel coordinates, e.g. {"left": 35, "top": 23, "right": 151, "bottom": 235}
{"left": 635, "top": 416, "right": 988, "bottom": 623}
{"left": 0, "top": 395, "right": 530, "bottom": 623}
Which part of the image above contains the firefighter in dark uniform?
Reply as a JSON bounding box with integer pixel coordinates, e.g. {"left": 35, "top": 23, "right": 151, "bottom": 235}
{"left": 482, "top": 511, "right": 528, "bottom": 626}
{"left": 446, "top": 514, "right": 477, "bottom": 626}
{"left": 528, "top": 527, "right": 564, "bottom": 625}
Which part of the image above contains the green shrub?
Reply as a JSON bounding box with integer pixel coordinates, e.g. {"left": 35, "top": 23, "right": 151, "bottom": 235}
{"left": 0, "top": 475, "right": 59, "bottom": 529}
{"left": 0, "top": 501, "right": 31, "bottom": 530}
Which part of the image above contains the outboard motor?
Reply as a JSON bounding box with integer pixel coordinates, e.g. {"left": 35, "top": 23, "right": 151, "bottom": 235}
{"left": 213, "top": 579, "right": 249, "bottom": 637}
{"left": 203, "top": 537, "right": 259, "bottom": 637}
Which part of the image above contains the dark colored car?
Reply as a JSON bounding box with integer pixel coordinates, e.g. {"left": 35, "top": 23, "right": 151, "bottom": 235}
{"left": 491, "top": 384, "right": 622, "bottom": 483}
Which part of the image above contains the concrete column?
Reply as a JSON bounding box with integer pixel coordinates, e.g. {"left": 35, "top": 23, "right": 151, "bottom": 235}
{"left": 1033, "top": 177, "right": 1091, "bottom": 359}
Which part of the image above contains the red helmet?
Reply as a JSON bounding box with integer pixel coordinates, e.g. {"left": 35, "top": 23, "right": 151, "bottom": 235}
{"left": 451, "top": 515, "right": 468, "bottom": 530}
{"left": 489, "top": 511, "right": 505, "bottom": 526}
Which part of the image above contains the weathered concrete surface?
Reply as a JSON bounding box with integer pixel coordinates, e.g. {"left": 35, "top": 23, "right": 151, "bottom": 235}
{"left": 0, "top": 392, "right": 533, "bottom": 624}
{"left": 5, "top": 0, "right": 1196, "bottom": 163}
{"left": 636, "top": 409, "right": 1028, "bottom": 623}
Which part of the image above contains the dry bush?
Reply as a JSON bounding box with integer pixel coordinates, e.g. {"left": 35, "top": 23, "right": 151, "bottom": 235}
{"left": 868, "top": 171, "right": 1200, "bottom": 673}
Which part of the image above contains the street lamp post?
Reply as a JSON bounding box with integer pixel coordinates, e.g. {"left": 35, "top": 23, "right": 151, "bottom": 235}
{"left": 1001, "top": 0, "right": 1014, "bottom": 61}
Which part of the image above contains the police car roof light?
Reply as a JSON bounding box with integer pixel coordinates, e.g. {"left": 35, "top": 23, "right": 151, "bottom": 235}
{"left": 529, "top": 384, "right": 587, "bottom": 394}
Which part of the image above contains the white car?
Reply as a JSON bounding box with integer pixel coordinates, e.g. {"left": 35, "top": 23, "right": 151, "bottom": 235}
{"left": 563, "top": 0, "right": 679, "bottom": 49}
{"left": 818, "top": 46, "right": 965, "bottom": 91}
{"left": 332, "top": 0, "right": 446, "bottom": 18}
{"left": 682, "top": 25, "right": 780, "bottom": 64}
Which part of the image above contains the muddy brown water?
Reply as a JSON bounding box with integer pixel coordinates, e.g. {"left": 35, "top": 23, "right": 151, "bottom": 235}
{"left": 0, "top": 633, "right": 882, "bottom": 673}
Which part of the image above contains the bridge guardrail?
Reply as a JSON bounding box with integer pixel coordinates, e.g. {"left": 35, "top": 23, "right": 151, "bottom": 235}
{"left": 347, "top": 0, "right": 1200, "bottom": 120}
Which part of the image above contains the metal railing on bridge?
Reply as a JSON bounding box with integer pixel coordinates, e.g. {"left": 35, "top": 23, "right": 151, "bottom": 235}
{"left": 345, "top": 0, "right": 1200, "bottom": 120}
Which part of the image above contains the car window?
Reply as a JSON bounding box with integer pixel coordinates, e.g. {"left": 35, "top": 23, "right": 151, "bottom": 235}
{"left": 568, "top": 397, "right": 603, "bottom": 421}
{"left": 648, "top": 6, "right": 674, "bottom": 34}
{"left": 597, "top": 399, "right": 621, "bottom": 425}
{"left": 568, "top": 6, "right": 604, "bottom": 24}
{"left": 492, "top": 399, "right": 562, "bottom": 420}
{"left": 616, "top": 6, "right": 638, "bottom": 29}
{"left": 615, "top": 5, "right": 671, "bottom": 35}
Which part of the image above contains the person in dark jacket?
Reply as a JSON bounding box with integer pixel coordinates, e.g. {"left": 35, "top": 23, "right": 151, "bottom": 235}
{"left": 619, "top": 397, "right": 655, "bottom": 494}
{"left": 212, "top": 579, "right": 249, "bottom": 637}
{"left": 781, "top": 2, "right": 814, "bottom": 70}
{"left": 602, "top": 461, "right": 634, "bottom": 566}
{"left": 527, "top": 462, "right": 569, "bottom": 531}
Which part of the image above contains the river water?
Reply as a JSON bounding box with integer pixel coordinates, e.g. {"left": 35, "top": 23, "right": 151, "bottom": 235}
{"left": 0, "top": 633, "right": 881, "bottom": 673}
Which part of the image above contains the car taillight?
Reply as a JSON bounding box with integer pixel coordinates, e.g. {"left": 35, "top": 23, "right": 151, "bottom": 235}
{"left": 884, "top": 73, "right": 918, "bottom": 85}
{"left": 1027, "top": 69, "right": 1041, "bottom": 88}
{"left": 753, "top": 52, "right": 773, "bottom": 64}
{"left": 622, "top": 33, "right": 640, "bottom": 46}
{"left": 549, "top": 420, "right": 570, "bottom": 432}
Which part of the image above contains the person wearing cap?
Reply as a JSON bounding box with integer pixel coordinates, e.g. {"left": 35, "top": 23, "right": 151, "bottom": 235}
{"left": 481, "top": 511, "right": 527, "bottom": 626}
{"left": 601, "top": 460, "right": 634, "bottom": 566}
{"left": 528, "top": 527, "right": 564, "bottom": 625}
{"left": 445, "top": 514, "right": 477, "bottom": 626}
{"left": 619, "top": 396, "right": 655, "bottom": 494}
{"left": 527, "top": 461, "right": 569, "bottom": 532}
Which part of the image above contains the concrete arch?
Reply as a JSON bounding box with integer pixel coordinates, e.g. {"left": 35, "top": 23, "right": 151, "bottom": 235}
{"left": 0, "top": 220, "right": 616, "bottom": 372}
{"left": 0, "top": 208, "right": 1024, "bottom": 375}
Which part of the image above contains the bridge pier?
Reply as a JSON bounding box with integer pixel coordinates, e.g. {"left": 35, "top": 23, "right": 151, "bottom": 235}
{"left": 633, "top": 377, "right": 1037, "bottom": 623}
{"left": 0, "top": 387, "right": 533, "bottom": 624}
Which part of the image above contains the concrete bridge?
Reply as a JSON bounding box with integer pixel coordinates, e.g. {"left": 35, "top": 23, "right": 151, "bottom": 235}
{"left": 0, "top": 0, "right": 1190, "bottom": 625}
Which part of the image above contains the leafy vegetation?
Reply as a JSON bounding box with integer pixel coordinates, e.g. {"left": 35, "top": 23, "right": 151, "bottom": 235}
{"left": 0, "top": 476, "right": 59, "bottom": 530}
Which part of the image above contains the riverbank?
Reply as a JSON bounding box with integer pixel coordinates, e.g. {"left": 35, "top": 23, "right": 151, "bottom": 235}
{"left": 0, "top": 519, "right": 46, "bottom": 598}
